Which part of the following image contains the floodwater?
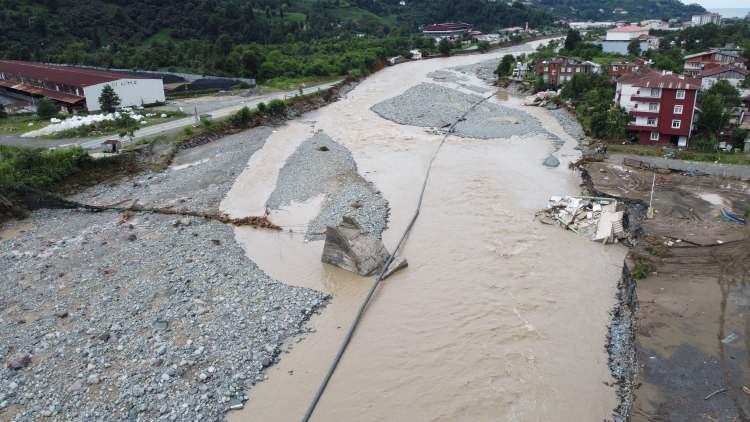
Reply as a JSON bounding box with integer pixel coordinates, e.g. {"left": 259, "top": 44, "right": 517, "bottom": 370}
{"left": 222, "top": 39, "right": 627, "bottom": 422}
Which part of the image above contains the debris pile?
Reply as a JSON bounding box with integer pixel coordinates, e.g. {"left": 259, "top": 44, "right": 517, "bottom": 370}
{"left": 536, "top": 196, "right": 627, "bottom": 244}
{"left": 523, "top": 90, "right": 559, "bottom": 107}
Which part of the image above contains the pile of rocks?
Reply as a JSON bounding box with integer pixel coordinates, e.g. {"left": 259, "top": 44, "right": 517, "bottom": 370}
{"left": 370, "top": 83, "right": 548, "bottom": 140}
{"left": 0, "top": 209, "right": 327, "bottom": 421}
{"left": 266, "top": 132, "right": 388, "bottom": 240}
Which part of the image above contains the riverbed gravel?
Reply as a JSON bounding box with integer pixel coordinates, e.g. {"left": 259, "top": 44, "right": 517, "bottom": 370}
{"left": 71, "top": 127, "right": 273, "bottom": 212}
{"left": 0, "top": 125, "right": 329, "bottom": 421}
{"left": 266, "top": 132, "right": 388, "bottom": 240}
{"left": 370, "top": 83, "right": 548, "bottom": 140}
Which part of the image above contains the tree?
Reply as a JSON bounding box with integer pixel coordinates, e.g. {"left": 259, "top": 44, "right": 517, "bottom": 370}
{"left": 438, "top": 38, "right": 452, "bottom": 56}
{"left": 36, "top": 98, "right": 58, "bottom": 119}
{"left": 0, "top": 103, "right": 6, "bottom": 119}
{"left": 627, "top": 38, "right": 641, "bottom": 56}
{"left": 495, "top": 54, "right": 516, "bottom": 78}
{"left": 697, "top": 80, "right": 741, "bottom": 136}
{"left": 564, "top": 29, "right": 582, "bottom": 51}
{"left": 477, "top": 41, "right": 490, "bottom": 53}
{"left": 98, "top": 85, "right": 121, "bottom": 113}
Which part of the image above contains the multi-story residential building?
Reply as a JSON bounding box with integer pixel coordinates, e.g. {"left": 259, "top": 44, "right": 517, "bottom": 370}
{"left": 683, "top": 48, "right": 747, "bottom": 77}
{"left": 615, "top": 71, "right": 700, "bottom": 147}
{"left": 691, "top": 13, "right": 722, "bottom": 26}
{"left": 535, "top": 57, "right": 601, "bottom": 87}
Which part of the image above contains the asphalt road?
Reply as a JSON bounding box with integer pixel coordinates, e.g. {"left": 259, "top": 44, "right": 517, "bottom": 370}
{"left": 0, "top": 81, "right": 339, "bottom": 150}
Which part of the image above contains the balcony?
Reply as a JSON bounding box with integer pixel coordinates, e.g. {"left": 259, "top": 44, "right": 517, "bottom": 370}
{"left": 631, "top": 95, "right": 662, "bottom": 102}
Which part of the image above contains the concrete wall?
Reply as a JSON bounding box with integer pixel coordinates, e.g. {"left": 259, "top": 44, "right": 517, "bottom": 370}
{"left": 83, "top": 78, "right": 165, "bottom": 112}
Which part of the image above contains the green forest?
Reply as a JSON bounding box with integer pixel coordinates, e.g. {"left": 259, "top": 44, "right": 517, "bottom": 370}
{"left": 532, "top": 0, "right": 704, "bottom": 21}
{"left": 0, "top": 0, "right": 703, "bottom": 81}
{"left": 0, "top": 0, "right": 551, "bottom": 81}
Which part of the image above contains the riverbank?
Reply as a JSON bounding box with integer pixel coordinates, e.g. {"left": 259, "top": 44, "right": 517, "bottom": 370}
{"left": 0, "top": 127, "right": 328, "bottom": 421}
{"left": 581, "top": 156, "right": 750, "bottom": 421}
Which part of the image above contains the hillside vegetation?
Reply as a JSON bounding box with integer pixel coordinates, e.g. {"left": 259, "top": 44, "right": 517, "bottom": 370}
{"left": 532, "top": 0, "right": 704, "bottom": 21}
{"left": 0, "top": 0, "right": 704, "bottom": 80}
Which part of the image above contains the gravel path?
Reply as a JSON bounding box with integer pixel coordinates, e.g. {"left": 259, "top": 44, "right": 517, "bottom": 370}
{"left": 370, "top": 83, "right": 548, "bottom": 140}
{"left": 549, "top": 108, "right": 587, "bottom": 143}
{"left": 266, "top": 132, "right": 388, "bottom": 240}
{"left": 0, "top": 126, "right": 329, "bottom": 421}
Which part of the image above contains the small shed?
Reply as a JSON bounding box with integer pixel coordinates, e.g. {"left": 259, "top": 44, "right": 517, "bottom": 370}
{"left": 102, "top": 139, "right": 122, "bottom": 153}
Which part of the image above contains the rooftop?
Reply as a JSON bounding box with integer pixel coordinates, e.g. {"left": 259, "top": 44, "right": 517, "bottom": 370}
{"left": 623, "top": 70, "right": 700, "bottom": 90}
{"left": 0, "top": 60, "right": 147, "bottom": 88}
{"left": 698, "top": 65, "right": 749, "bottom": 78}
{"left": 422, "top": 23, "right": 472, "bottom": 32}
{"left": 608, "top": 25, "right": 647, "bottom": 33}
{"left": 0, "top": 79, "right": 84, "bottom": 104}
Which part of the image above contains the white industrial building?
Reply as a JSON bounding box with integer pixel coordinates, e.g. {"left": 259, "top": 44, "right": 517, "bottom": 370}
{"left": 0, "top": 60, "right": 165, "bottom": 113}
{"left": 691, "top": 13, "right": 721, "bottom": 26}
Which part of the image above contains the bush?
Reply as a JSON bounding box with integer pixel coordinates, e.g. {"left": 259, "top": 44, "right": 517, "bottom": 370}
{"left": 230, "top": 106, "right": 253, "bottom": 127}
{"left": 256, "top": 102, "right": 267, "bottom": 113}
{"left": 267, "top": 99, "right": 287, "bottom": 117}
{"left": 0, "top": 145, "right": 93, "bottom": 196}
{"left": 36, "top": 98, "right": 59, "bottom": 119}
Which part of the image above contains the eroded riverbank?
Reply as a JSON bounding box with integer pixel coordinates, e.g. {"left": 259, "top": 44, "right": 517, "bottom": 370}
{"left": 224, "top": 40, "right": 628, "bottom": 421}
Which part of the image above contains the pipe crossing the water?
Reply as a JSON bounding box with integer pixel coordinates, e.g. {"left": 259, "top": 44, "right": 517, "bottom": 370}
{"left": 301, "top": 90, "right": 498, "bottom": 422}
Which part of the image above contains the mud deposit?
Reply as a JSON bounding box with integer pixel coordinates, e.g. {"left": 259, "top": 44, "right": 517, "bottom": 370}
{"left": 225, "top": 38, "right": 628, "bottom": 422}
{"left": 585, "top": 159, "right": 750, "bottom": 421}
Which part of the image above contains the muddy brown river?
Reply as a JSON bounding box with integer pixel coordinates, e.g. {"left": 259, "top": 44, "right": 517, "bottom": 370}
{"left": 222, "top": 40, "right": 627, "bottom": 421}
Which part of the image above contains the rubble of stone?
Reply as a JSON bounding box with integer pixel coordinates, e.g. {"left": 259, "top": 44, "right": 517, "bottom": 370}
{"left": 266, "top": 132, "right": 388, "bottom": 240}
{"left": 370, "top": 83, "right": 549, "bottom": 140}
{"left": 0, "top": 125, "right": 329, "bottom": 422}
{"left": 321, "top": 216, "right": 390, "bottom": 276}
{"left": 536, "top": 196, "right": 627, "bottom": 244}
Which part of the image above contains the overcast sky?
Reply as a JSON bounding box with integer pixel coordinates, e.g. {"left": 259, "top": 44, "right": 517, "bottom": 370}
{"left": 682, "top": 0, "right": 749, "bottom": 8}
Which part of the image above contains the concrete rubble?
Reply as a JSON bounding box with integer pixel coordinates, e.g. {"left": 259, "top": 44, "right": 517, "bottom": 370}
{"left": 321, "top": 216, "right": 390, "bottom": 276}
{"left": 536, "top": 196, "right": 626, "bottom": 243}
{"left": 523, "top": 90, "right": 559, "bottom": 107}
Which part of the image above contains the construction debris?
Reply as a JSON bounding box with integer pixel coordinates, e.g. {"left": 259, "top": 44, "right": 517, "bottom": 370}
{"left": 536, "top": 196, "right": 627, "bottom": 243}
{"left": 523, "top": 90, "right": 559, "bottom": 107}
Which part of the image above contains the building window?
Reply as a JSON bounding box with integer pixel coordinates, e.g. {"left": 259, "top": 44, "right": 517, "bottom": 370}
{"left": 648, "top": 103, "right": 658, "bottom": 111}
{"left": 650, "top": 88, "right": 660, "bottom": 97}
{"left": 676, "top": 89, "right": 685, "bottom": 99}
{"left": 671, "top": 119, "right": 681, "bottom": 128}
{"left": 647, "top": 117, "right": 657, "bottom": 126}
{"left": 650, "top": 131, "right": 660, "bottom": 141}
{"left": 674, "top": 105, "right": 683, "bottom": 114}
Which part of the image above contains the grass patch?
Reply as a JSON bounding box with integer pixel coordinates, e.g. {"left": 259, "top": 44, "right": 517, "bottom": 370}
{"left": 0, "top": 115, "right": 50, "bottom": 136}
{"left": 630, "top": 257, "right": 654, "bottom": 280}
{"left": 258, "top": 75, "right": 342, "bottom": 92}
{"left": 607, "top": 143, "right": 750, "bottom": 165}
{"left": 40, "top": 112, "right": 186, "bottom": 140}
{"left": 0, "top": 145, "right": 97, "bottom": 196}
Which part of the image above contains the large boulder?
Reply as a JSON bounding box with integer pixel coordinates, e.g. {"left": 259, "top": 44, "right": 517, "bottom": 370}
{"left": 321, "top": 216, "right": 389, "bottom": 276}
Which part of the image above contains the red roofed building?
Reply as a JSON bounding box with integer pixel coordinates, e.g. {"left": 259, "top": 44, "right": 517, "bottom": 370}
{"left": 421, "top": 23, "right": 472, "bottom": 40}
{"left": 683, "top": 49, "right": 747, "bottom": 77}
{"left": 607, "top": 59, "right": 647, "bottom": 81}
{"left": 615, "top": 71, "right": 700, "bottom": 146}
{"left": 0, "top": 60, "right": 165, "bottom": 112}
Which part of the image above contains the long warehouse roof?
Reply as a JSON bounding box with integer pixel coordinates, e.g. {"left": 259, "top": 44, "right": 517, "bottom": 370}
{"left": 0, "top": 60, "right": 148, "bottom": 88}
